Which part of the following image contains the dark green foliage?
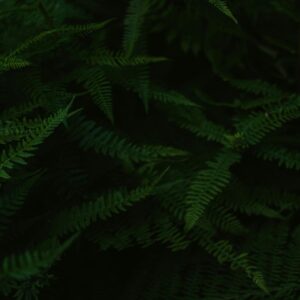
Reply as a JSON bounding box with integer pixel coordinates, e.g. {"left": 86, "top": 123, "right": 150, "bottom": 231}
{"left": 1, "top": 0, "right": 300, "bottom": 299}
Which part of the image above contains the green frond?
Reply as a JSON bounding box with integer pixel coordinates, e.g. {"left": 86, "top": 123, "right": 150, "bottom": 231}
{"left": 208, "top": 0, "right": 238, "bottom": 24}
{"left": 196, "top": 232, "right": 269, "bottom": 293}
{"left": 0, "top": 107, "right": 70, "bottom": 179}
{"left": 51, "top": 185, "right": 154, "bottom": 236}
{"left": 68, "top": 114, "right": 188, "bottom": 163}
{"left": 256, "top": 145, "right": 300, "bottom": 171}
{"left": 13, "top": 273, "right": 53, "bottom": 300}
{"left": 169, "top": 106, "right": 230, "bottom": 145}
{"left": 0, "top": 235, "right": 78, "bottom": 280}
{"left": 227, "top": 78, "right": 284, "bottom": 98}
{"left": 88, "top": 214, "right": 190, "bottom": 252}
{"left": 0, "top": 174, "right": 39, "bottom": 238}
{"left": 1, "top": 1, "right": 300, "bottom": 298}
{"left": 0, "top": 94, "right": 49, "bottom": 123}
{"left": 0, "top": 57, "right": 30, "bottom": 72}
{"left": 235, "top": 95, "right": 300, "bottom": 147}
{"left": 154, "top": 216, "right": 190, "bottom": 251}
{"left": 179, "top": 118, "right": 230, "bottom": 145}
{"left": 21, "top": 73, "right": 73, "bottom": 112}
{"left": 222, "top": 184, "right": 285, "bottom": 219}
{"left": 134, "top": 65, "right": 151, "bottom": 111}
{"left": 87, "top": 49, "right": 167, "bottom": 67}
{"left": 0, "top": 116, "right": 49, "bottom": 144}
{"left": 236, "top": 96, "right": 283, "bottom": 110}
{"left": 7, "top": 20, "right": 113, "bottom": 57}
{"left": 149, "top": 85, "right": 199, "bottom": 107}
{"left": 123, "top": 0, "right": 152, "bottom": 56}
{"left": 239, "top": 186, "right": 300, "bottom": 214}
{"left": 77, "top": 67, "right": 113, "bottom": 122}
{"left": 0, "top": 122, "right": 30, "bottom": 144}
{"left": 184, "top": 150, "right": 241, "bottom": 230}
{"left": 206, "top": 203, "right": 247, "bottom": 234}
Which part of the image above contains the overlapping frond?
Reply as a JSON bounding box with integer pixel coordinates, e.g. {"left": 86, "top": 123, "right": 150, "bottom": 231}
{"left": 0, "top": 106, "right": 70, "bottom": 179}
{"left": 184, "top": 149, "right": 241, "bottom": 230}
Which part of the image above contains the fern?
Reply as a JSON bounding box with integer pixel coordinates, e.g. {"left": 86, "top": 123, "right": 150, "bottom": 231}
{"left": 235, "top": 95, "right": 300, "bottom": 147}
{"left": 123, "top": 0, "right": 152, "bottom": 56}
{"left": 0, "top": 57, "right": 30, "bottom": 72}
{"left": 195, "top": 230, "right": 269, "bottom": 293}
{"left": 179, "top": 118, "right": 230, "bottom": 145}
{"left": 0, "top": 106, "right": 70, "bottom": 179}
{"left": 0, "top": 174, "right": 39, "bottom": 238}
{"left": 227, "top": 78, "right": 284, "bottom": 98}
{"left": 208, "top": 0, "right": 238, "bottom": 24}
{"left": 68, "top": 114, "right": 188, "bottom": 163}
{"left": 0, "top": 116, "right": 52, "bottom": 144}
{"left": 148, "top": 85, "right": 199, "bottom": 107}
{"left": 206, "top": 203, "right": 247, "bottom": 235}
{"left": 256, "top": 145, "right": 300, "bottom": 171}
{"left": 7, "top": 20, "right": 113, "bottom": 57}
{"left": 0, "top": 235, "right": 78, "bottom": 280}
{"left": 87, "top": 49, "right": 167, "bottom": 67}
{"left": 1, "top": 0, "right": 300, "bottom": 298}
{"left": 184, "top": 149, "right": 241, "bottom": 230}
{"left": 88, "top": 214, "right": 190, "bottom": 252}
{"left": 0, "top": 95, "right": 49, "bottom": 122}
{"left": 77, "top": 67, "right": 114, "bottom": 122}
{"left": 50, "top": 185, "right": 154, "bottom": 236}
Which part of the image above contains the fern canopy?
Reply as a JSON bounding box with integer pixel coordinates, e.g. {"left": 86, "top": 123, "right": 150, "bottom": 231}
{"left": 1, "top": 0, "right": 300, "bottom": 299}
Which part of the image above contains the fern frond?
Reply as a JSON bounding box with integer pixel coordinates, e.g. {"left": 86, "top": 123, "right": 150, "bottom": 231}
{"left": 184, "top": 150, "right": 241, "bottom": 230}
{"left": 235, "top": 95, "right": 300, "bottom": 147}
{"left": 219, "top": 183, "right": 285, "bottom": 220}
{"left": 88, "top": 214, "right": 190, "bottom": 251}
{"left": 87, "top": 49, "right": 167, "bottom": 67}
{"left": 154, "top": 216, "right": 190, "bottom": 251}
{"left": 227, "top": 78, "right": 284, "bottom": 98}
{"left": 236, "top": 96, "right": 283, "bottom": 110}
{"left": 208, "top": 0, "right": 238, "bottom": 24}
{"left": 0, "top": 107, "right": 70, "bottom": 179}
{"left": 168, "top": 106, "right": 231, "bottom": 145}
{"left": 123, "top": 0, "right": 152, "bottom": 56}
{"left": 196, "top": 231, "right": 269, "bottom": 293}
{"left": 0, "top": 116, "right": 49, "bottom": 144}
{"left": 7, "top": 20, "right": 113, "bottom": 57}
{"left": 134, "top": 65, "right": 151, "bottom": 111}
{"left": 227, "top": 185, "right": 300, "bottom": 215}
{"left": 179, "top": 118, "right": 230, "bottom": 145}
{"left": 0, "top": 174, "right": 39, "bottom": 238}
{"left": 0, "top": 122, "right": 30, "bottom": 144}
{"left": 149, "top": 85, "right": 199, "bottom": 107}
{"left": 0, "top": 57, "right": 30, "bottom": 72}
{"left": 68, "top": 114, "right": 187, "bottom": 163}
{"left": 50, "top": 185, "right": 154, "bottom": 236}
{"left": 207, "top": 203, "right": 247, "bottom": 234}
{"left": 0, "top": 89, "right": 50, "bottom": 123}
{"left": 77, "top": 67, "right": 113, "bottom": 122}
{"left": 256, "top": 145, "right": 300, "bottom": 171}
{"left": 0, "top": 235, "right": 78, "bottom": 280}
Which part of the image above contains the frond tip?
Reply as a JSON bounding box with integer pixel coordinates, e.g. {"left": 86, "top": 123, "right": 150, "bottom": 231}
{"left": 208, "top": 0, "right": 238, "bottom": 24}
{"left": 0, "top": 235, "right": 78, "bottom": 280}
{"left": 0, "top": 57, "right": 30, "bottom": 72}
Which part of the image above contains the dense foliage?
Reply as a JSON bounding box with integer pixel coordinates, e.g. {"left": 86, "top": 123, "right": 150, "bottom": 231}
{"left": 1, "top": 0, "right": 300, "bottom": 299}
